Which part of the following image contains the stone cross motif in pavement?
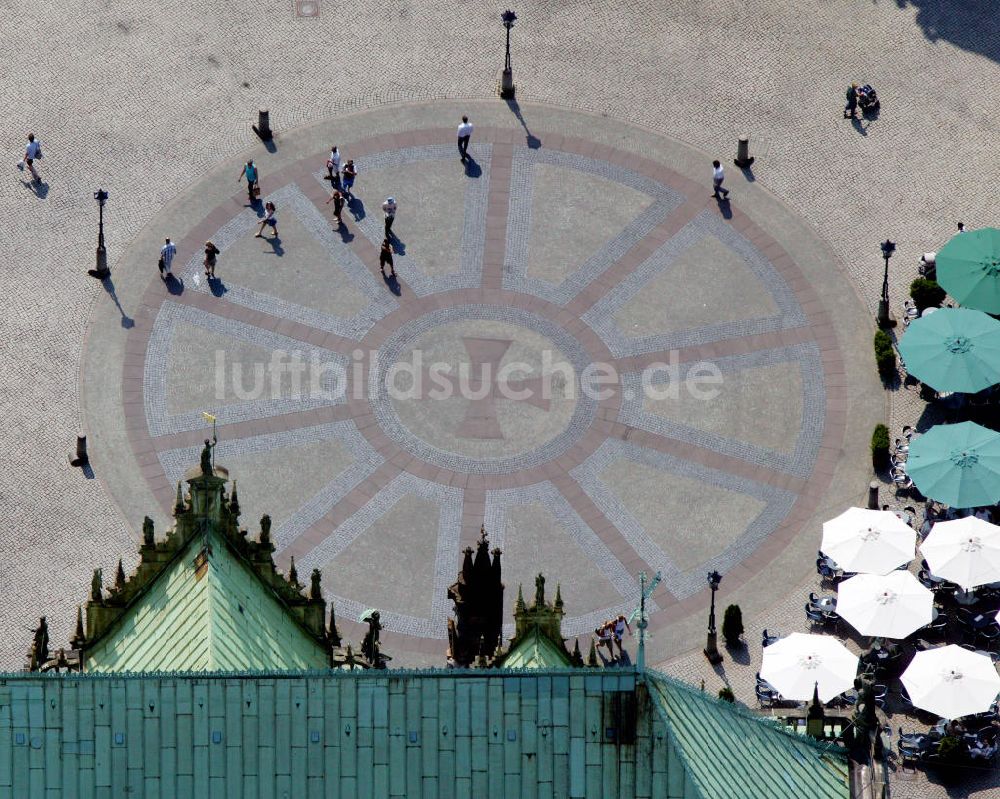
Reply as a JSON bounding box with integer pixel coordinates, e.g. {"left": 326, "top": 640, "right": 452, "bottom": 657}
{"left": 455, "top": 337, "right": 551, "bottom": 440}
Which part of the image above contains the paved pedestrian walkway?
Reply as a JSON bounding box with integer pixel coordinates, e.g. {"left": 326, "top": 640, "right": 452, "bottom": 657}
{"left": 80, "top": 102, "right": 880, "bottom": 664}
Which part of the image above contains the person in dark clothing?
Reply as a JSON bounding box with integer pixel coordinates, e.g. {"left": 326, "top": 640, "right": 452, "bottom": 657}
{"left": 379, "top": 238, "right": 395, "bottom": 279}
{"left": 326, "top": 189, "right": 345, "bottom": 226}
{"left": 844, "top": 83, "right": 858, "bottom": 119}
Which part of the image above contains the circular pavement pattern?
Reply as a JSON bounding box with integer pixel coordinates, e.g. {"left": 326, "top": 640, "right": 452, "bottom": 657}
{"left": 84, "top": 103, "right": 870, "bottom": 664}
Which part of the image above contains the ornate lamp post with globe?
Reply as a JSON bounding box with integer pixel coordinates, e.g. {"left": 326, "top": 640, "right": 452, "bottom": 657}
{"left": 703, "top": 570, "right": 723, "bottom": 665}
{"left": 89, "top": 189, "right": 111, "bottom": 280}
{"left": 877, "top": 239, "right": 896, "bottom": 328}
{"left": 500, "top": 9, "right": 517, "bottom": 99}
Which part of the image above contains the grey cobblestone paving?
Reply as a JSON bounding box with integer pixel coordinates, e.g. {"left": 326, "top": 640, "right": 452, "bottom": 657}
{"left": 368, "top": 304, "right": 598, "bottom": 474}
{"left": 296, "top": 471, "right": 463, "bottom": 639}
{"left": 502, "top": 148, "right": 683, "bottom": 305}
{"left": 326, "top": 144, "right": 492, "bottom": 297}
{"left": 583, "top": 210, "right": 807, "bottom": 356}
{"left": 570, "top": 438, "right": 797, "bottom": 599}
{"left": 619, "top": 341, "right": 826, "bottom": 478}
{"left": 144, "top": 300, "right": 347, "bottom": 436}
{"left": 182, "top": 182, "right": 396, "bottom": 339}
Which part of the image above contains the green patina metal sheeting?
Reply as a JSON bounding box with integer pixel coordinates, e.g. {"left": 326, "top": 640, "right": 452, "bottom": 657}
{"left": 84, "top": 533, "right": 328, "bottom": 674}
{"left": 0, "top": 669, "right": 849, "bottom": 799}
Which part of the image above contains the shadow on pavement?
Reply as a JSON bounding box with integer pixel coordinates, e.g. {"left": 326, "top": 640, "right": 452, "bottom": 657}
{"left": 505, "top": 98, "right": 542, "bottom": 149}
{"left": 99, "top": 276, "right": 134, "bottom": 328}
{"left": 893, "top": 0, "right": 1000, "bottom": 64}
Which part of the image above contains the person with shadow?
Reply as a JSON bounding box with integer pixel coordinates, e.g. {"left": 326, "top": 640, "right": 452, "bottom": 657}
{"left": 457, "top": 115, "right": 473, "bottom": 162}
{"left": 17, "top": 133, "right": 43, "bottom": 184}
{"left": 158, "top": 237, "right": 177, "bottom": 281}
{"left": 379, "top": 238, "right": 396, "bottom": 280}
{"left": 341, "top": 160, "right": 357, "bottom": 198}
{"left": 381, "top": 196, "right": 397, "bottom": 238}
{"left": 237, "top": 159, "right": 259, "bottom": 204}
{"left": 203, "top": 240, "right": 220, "bottom": 279}
{"left": 711, "top": 160, "right": 730, "bottom": 200}
{"left": 255, "top": 201, "right": 278, "bottom": 239}
{"left": 325, "top": 189, "right": 345, "bottom": 227}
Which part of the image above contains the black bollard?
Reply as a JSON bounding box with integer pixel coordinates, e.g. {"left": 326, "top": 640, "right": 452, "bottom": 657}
{"left": 867, "top": 481, "right": 879, "bottom": 510}
{"left": 734, "top": 136, "right": 754, "bottom": 168}
{"left": 253, "top": 108, "right": 273, "bottom": 141}
{"left": 69, "top": 434, "right": 89, "bottom": 467}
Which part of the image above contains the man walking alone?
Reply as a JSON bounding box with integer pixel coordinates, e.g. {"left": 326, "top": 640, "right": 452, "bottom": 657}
{"left": 711, "top": 160, "right": 730, "bottom": 200}
{"left": 457, "top": 116, "right": 473, "bottom": 161}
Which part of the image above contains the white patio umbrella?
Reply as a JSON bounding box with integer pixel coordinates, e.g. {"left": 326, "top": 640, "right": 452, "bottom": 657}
{"left": 836, "top": 571, "right": 934, "bottom": 639}
{"left": 921, "top": 516, "right": 1000, "bottom": 590}
{"left": 760, "top": 632, "right": 860, "bottom": 703}
{"left": 901, "top": 645, "right": 1000, "bottom": 719}
{"left": 821, "top": 507, "right": 916, "bottom": 575}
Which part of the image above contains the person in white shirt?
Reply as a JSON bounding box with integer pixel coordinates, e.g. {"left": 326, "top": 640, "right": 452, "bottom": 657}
{"left": 711, "top": 160, "right": 729, "bottom": 200}
{"left": 19, "top": 133, "right": 41, "bottom": 182}
{"left": 457, "top": 116, "right": 473, "bottom": 161}
{"left": 382, "top": 197, "right": 397, "bottom": 237}
{"left": 159, "top": 238, "right": 177, "bottom": 280}
{"left": 326, "top": 146, "right": 341, "bottom": 187}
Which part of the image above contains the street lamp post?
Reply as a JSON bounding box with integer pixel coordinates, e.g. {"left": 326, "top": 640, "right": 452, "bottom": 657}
{"left": 500, "top": 9, "right": 517, "bottom": 99}
{"left": 703, "top": 570, "right": 723, "bottom": 665}
{"left": 876, "top": 239, "right": 896, "bottom": 328}
{"left": 89, "top": 189, "right": 111, "bottom": 280}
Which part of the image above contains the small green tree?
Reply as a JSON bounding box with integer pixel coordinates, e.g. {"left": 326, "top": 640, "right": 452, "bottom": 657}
{"left": 873, "top": 330, "right": 896, "bottom": 380}
{"left": 721, "top": 604, "right": 744, "bottom": 647}
{"left": 871, "top": 424, "right": 890, "bottom": 469}
{"left": 718, "top": 686, "right": 736, "bottom": 703}
{"left": 910, "top": 278, "right": 946, "bottom": 311}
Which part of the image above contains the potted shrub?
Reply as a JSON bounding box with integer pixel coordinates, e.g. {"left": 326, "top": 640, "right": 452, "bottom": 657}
{"left": 717, "top": 686, "right": 735, "bottom": 703}
{"left": 873, "top": 329, "right": 896, "bottom": 380}
{"left": 910, "top": 278, "right": 946, "bottom": 311}
{"left": 721, "top": 604, "right": 744, "bottom": 647}
{"left": 871, "top": 424, "right": 890, "bottom": 470}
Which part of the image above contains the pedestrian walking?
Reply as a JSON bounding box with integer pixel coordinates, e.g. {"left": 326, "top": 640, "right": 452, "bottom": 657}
{"left": 457, "top": 115, "right": 473, "bottom": 161}
{"left": 203, "top": 241, "right": 220, "bottom": 279}
{"left": 957, "top": 222, "right": 967, "bottom": 233}
{"left": 711, "top": 160, "right": 729, "bottom": 200}
{"left": 159, "top": 238, "right": 177, "bottom": 280}
{"left": 237, "top": 159, "right": 259, "bottom": 202}
{"left": 382, "top": 197, "right": 397, "bottom": 237}
{"left": 17, "top": 133, "right": 42, "bottom": 182}
{"left": 379, "top": 238, "right": 395, "bottom": 279}
{"left": 594, "top": 624, "right": 615, "bottom": 659}
{"left": 611, "top": 614, "right": 631, "bottom": 657}
{"left": 326, "top": 189, "right": 345, "bottom": 225}
{"left": 326, "top": 146, "right": 341, "bottom": 187}
{"left": 341, "top": 160, "right": 357, "bottom": 197}
{"left": 844, "top": 83, "right": 858, "bottom": 119}
{"left": 255, "top": 201, "right": 278, "bottom": 239}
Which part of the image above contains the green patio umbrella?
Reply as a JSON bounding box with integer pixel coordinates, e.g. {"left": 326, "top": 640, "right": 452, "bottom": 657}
{"left": 897, "top": 307, "right": 1000, "bottom": 393}
{"left": 907, "top": 422, "right": 1000, "bottom": 508}
{"left": 937, "top": 227, "right": 1000, "bottom": 313}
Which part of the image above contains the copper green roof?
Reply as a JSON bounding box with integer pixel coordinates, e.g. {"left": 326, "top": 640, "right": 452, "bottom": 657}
{"left": 0, "top": 668, "right": 849, "bottom": 797}
{"left": 84, "top": 527, "right": 330, "bottom": 673}
{"left": 500, "top": 627, "right": 574, "bottom": 668}
{"left": 646, "top": 670, "right": 850, "bottom": 799}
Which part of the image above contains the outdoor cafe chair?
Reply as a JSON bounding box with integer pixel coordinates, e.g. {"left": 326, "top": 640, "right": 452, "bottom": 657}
{"left": 761, "top": 629, "right": 781, "bottom": 648}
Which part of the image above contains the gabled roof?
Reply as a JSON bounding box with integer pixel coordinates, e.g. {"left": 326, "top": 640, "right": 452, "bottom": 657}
{"left": 646, "top": 670, "right": 850, "bottom": 799}
{"left": 39, "top": 450, "right": 338, "bottom": 673}
{"left": 501, "top": 626, "right": 573, "bottom": 668}
{"left": 84, "top": 526, "right": 330, "bottom": 672}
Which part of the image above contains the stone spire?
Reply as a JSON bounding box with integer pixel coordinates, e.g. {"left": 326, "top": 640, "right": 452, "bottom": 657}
{"left": 288, "top": 557, "right": 299, "bottom": 589}
{"left": 90, "top": 569, "right": 103, "bottom": 602}
{"left": 114, "top": 560, "right": 126, "bottom": 593}
{"left": 173, "top": 482, "right": 185, "bottom": 515}
{"left": 446, "top": 526, "right": 505, "bottom": 667}
{"left": 71, "top": 606, "right": 85, "bottom": 648}
{"left": 328, "top": 603, "right": 341, "bottom": 648}
{"left": 310, "top": 569, "right": 322, "bottom": 601}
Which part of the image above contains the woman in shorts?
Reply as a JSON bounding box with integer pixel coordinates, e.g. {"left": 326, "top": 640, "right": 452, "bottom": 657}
{"left": 255, "top": 201, "right": 278, "bottom": 239}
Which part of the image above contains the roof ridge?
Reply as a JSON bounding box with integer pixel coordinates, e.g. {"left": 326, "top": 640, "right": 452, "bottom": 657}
{"left": 645, "top": 669, "right": 847, "bottom": 756}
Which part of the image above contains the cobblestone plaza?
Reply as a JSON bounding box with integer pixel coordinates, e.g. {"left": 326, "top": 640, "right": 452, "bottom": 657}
{"left": 3, "top": 5, "right": 1000, "bottom": 792}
